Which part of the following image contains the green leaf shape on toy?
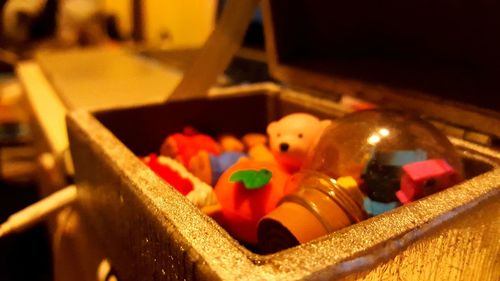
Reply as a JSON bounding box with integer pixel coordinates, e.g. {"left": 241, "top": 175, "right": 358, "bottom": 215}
{"left": 229, "top": 169, "right": 273, "bottom": 190}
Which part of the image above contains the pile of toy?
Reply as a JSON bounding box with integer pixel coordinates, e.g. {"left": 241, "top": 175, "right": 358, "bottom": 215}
{"left": 141, "top": 110, "right": 464, "bottom": 253}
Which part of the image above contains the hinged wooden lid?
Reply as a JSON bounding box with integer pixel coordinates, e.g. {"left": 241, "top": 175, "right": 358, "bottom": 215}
{"left": 261, "top": 0, "right": 500, "bottom": 136}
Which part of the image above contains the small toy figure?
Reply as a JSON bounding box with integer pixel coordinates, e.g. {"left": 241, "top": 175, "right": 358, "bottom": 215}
{"left": 144, "top": 154, "right": 218, "bottom": 208}
{"left": 218, "top": 134, "right": 245, "bottom": 152}
{"left": 240, "top": 133, "right": 276, "bottom": 163}
{"left": 361, "top": 150, "right": 427, "bottom": 203}
{"left": 360, "top": 149, "right": 427, "bottom": 215}
{"left": 188, "top": 151, "right": 247, "bottom": 185}
{"left": 267, "top": 113, "right": 330, "bottom": 173}
{"left": 188, "top": 132, "right": 276, "bottom": 186}
{"left": 213, "top": 160, "right": 291, "bottom": 244}
{"left": 242, "top": 133, "right": 268, "bottom": 148}
{"left": 363, "top": 197, "right": 400, "bottom": 216}
{"left": 369, "top": 150, "right": 427, "bottom": 167}
{"left": 248, "top": 144, "right": 276, "bottom": 164}
{"left": 144, "top": 154, "right": 194, "bottom": 195}
{"left": 160, "top": 127, "right": 221, "bottom": 166}
{"left": 396, "top": 159, "right": 461, "bottom": 204}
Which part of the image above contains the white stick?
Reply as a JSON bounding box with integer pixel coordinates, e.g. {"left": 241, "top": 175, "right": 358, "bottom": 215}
{"left": 0, "top": 185, "right": 77, "bottom": 238}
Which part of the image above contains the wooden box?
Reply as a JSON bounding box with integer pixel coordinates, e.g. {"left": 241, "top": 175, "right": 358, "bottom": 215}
{"left": 67, "top": 1, "right": 500, "bottom": 280}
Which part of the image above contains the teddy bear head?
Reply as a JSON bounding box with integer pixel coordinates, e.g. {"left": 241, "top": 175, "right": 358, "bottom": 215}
{"left": 267, "top": 113, "right": 330, "bottom": 172}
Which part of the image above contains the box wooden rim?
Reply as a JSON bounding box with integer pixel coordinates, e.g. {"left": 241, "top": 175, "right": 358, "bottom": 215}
{"left": 67, "top": 87, "right": 500, "bottom": 280}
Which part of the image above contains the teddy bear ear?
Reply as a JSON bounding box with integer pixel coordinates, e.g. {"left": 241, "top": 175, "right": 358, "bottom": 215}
{"left": 267, "top": 121, "right": 277, "bottom": 135}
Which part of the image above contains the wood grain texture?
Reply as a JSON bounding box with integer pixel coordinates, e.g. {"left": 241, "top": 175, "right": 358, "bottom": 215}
{"left": 169, "top": 0, "right": 260, "bottom": 101}
{"left": 269, "top": 64, "right": 500, "bottom": 138}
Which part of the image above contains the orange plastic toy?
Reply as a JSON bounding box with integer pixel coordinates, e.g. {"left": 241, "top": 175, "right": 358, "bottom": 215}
{"left": 213, "top": 160, "right": 292, "bottom": 244}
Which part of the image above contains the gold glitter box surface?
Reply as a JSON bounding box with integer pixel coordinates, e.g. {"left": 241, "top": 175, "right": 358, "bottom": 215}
{"left": 67, "top": 87, "right": 499, "bottom": 281}
{"left": 67, "top": 0, "right": 500, "bottom": 280}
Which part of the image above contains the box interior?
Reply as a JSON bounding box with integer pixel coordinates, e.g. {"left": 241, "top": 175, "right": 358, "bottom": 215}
{"left": 264, "top": 0, "right": 500, "bottom": 112}
{"left": 95, "top": 93, "right": 274, "bottom": 156}
{"left": 94, "top": 90, "right": 496, "bottom": 255}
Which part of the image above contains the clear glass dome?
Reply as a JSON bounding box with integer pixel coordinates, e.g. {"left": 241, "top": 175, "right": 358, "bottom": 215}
{"left": 258, "top": 110, "right": 464, "bottom": 253}
{"left": 303, "top": 109, "right": 464, "bottom": 202}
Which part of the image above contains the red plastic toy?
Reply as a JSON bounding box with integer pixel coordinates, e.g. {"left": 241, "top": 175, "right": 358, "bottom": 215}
{"left": 144, "top": 154, "right": 194, "bottom": 195}
{"left": 160, "top": 127, "right": 221, "bottom": 166}
{"left": 213, "top": 160, "right": 292, "bottom": 244}
{"left": 396, "top": 159, "right": 461, "bottom": 204}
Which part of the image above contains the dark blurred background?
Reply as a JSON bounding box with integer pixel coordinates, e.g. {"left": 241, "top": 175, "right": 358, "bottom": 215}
{"left": 0, "top": 180, "right": 53, "bottom": 281}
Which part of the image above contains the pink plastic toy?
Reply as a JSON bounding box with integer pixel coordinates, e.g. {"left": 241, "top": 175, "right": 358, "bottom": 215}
{"left": 396, "top": 159, "right": 461, "bottom": 204}
{"left": 267, "top": 113, "right": 330, "bottom": 173}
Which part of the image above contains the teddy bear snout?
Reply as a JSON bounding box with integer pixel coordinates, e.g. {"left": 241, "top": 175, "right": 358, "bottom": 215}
{"left": 279, "top": 143, "right": 290, "bottom": 152}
